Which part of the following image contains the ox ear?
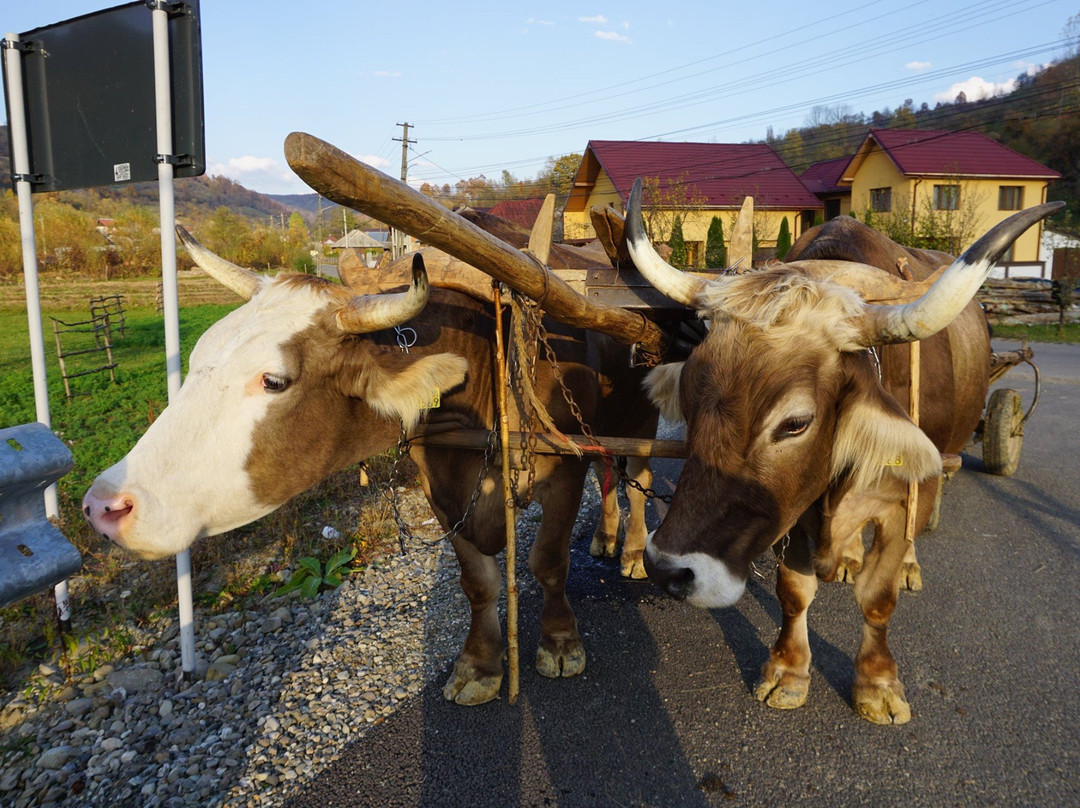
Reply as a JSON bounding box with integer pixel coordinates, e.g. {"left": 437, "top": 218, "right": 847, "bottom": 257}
{"left": 346, "top": 348, "right": 468, "bottom": 431}
{"left": 830, "top": 356, "right": 941, "bottom": 490}
{"left": 645, "top": 362, "right": 685, "bottom": 424}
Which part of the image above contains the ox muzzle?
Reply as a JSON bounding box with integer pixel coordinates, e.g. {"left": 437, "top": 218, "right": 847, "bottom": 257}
{"left": 644, "top": 531, "right": 747, "bottom": 609}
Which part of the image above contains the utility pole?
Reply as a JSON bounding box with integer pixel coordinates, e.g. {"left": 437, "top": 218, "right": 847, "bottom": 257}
{"left": 391, "top": 122, "right": 416, "bottom": 259}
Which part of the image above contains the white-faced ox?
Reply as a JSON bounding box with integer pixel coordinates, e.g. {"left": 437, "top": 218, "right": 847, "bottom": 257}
{"left": 627, "top": 180, "right": 1061, "bottom": 724}
{"left": 83, "top": 232, "right": 658, "bottom": 705}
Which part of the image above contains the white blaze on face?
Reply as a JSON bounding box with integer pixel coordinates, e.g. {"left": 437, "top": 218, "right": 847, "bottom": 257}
{"left": 83, "top": 282, "right": 327, "bottom": 559}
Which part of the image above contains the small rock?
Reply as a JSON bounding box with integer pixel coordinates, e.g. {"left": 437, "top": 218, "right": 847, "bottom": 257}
{"left": 64, "top": 699, "right": 94, "bottom": 718}
{"left": 37, "top": 746, "right": 73, "bottom": 770}
{"left": 159, "top": 699, "right": 174, "bottom": 719}
{"left": 106, "top": 668, "right": 164, "bottom": 693}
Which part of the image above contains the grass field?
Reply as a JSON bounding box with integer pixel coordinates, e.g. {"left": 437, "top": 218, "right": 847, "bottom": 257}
{"left": 1, "top": 301, "right": 402, "bottom": 690}
{"left": 992, "top": 321, "right": 1080, "bottom": 343}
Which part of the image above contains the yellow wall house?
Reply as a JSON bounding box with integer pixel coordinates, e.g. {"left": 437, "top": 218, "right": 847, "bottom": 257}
{"left": 563, "top": 140, "right": 823, "bottom": 267}
{"left": 840, "top": 129, "right": 1061, "bottom": 277}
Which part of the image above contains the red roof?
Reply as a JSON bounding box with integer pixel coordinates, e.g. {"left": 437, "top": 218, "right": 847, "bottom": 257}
{"left": 800, "top": 157, "right": 852, "bottom": 195}
{"left": 585, "top": 140, "right": 822, "bottom": 210}
{"left": 856, "top": 129, "right": 1060, "bottom": 179}
{"left": 487, "top": 198, "right": 545, "bottom": 230}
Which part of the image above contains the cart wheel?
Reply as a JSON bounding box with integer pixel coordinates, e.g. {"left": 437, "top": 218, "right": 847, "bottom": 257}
{"left": 983, "top": 388, "right": 1023, "bottom": 476}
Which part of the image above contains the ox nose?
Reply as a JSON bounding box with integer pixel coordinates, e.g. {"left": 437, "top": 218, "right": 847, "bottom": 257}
{"left": 82, "top": 490, "right": 135, "bottom": 541}
{"left": 644, "top": 550, "right": 695, "bottom": 601}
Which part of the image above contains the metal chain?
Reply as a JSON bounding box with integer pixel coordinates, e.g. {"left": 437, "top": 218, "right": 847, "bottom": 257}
{"left": 507, "top": 294, "right": 540, "bottom": 508}
{"left": 529, "top": 303, "right": 674, "bottom": 505}
{"left": 382, "top": 426, "right": 497, "bottom": 551}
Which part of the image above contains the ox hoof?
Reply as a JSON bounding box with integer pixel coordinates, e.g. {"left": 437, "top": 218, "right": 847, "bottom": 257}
{"left": 853, "top": 681, "right": 911, "bottom": 725}
{"left": 590, "top": 533, "right": 618, "bottom": 559}
{"left": 442, "top": 660, "right": 502, "bottom": 706}
{"left": 535, "top": 639, "right": 586, "bottom": 679}
{"left": 836, "top": 557, "right": 862, "bottom": 584}
{"left": 620, "top": 550, "right": 648, "bottom": 580}
{"left": 754, "top": 669, "right": 810, "bottom": 710}
{"left": 899, "top": 562, "right": 923, "bottom": 591}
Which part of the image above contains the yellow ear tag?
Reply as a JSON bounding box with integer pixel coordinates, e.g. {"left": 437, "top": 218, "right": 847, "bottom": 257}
{"left": 424, "top": 390, "right": 441, "bottom": 410}
{"left": 884, "top": 455, "right": 904, "bottom": 467}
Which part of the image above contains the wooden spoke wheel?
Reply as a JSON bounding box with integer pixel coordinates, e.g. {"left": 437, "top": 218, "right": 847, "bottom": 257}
{"left": 983, "top": 388, "right": 1024, "bottom": 476}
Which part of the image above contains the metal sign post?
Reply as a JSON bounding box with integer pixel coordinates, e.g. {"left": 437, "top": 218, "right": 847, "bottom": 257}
{"left": 2, "top": 32, "right": 72, "bottom": 628}
{"left": 4, "top": 1, "right": 205, "bottom": 677}
{"left": 150, "top": 1, "right": 196, "bottom": 682}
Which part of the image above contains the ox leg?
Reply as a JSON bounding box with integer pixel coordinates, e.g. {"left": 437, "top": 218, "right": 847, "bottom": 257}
{"left": 532, "top": 463, "right": 588, "bottom": 679}
{"left": 442, "top": 536, "right": 505, "bottom": 705}
{"left": 851, "top": 506, "right": 912, "bottom": 725}
{"left": 589, "top": 459, "right": 620, "bottom": 560}
{"left": 619, "top": 456, "right": 652, "bottom": 579}
{"left": 755, "top": 529, "right": 817, "bottom": 710}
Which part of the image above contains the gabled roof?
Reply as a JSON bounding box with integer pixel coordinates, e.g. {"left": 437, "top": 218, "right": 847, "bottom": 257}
{"left": 331, "top": 229, "right": 390, "bottom": 250}
{"left": 800, "top": 157, "right": 852, "bottom": 195}
{"left": 487, "top": 198, "right": 545, "bottom": 230}
{"left": 582, "top": 140, "right": 822, "bottom": 210}
{"left": 842, "top": 129, "right": 1061, "bottom": 181}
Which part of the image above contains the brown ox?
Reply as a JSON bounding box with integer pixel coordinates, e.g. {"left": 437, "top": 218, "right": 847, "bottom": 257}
{"left": 83, "top": 234, "right": 658, "bottom": 706}
{"left": 627, "top": 178, "right": 1060, "bottom": 724}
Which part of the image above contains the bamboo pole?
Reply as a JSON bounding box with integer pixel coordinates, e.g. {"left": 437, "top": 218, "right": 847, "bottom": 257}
{"left": 492, "top": 285, "right": 519, "bottom": 704}
{"left": 905, "top": 340, "right": 921, "bottom": 543}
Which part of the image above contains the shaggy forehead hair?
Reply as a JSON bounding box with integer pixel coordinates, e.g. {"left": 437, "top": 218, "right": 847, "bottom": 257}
{"left": 695, "top": 268, "right": 865, "bottom": 349}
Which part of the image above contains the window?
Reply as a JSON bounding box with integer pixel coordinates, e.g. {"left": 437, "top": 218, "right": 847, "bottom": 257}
{"left": 999, "top": 186, "right": 1024, "bottom": 211}
{"left": 933, "top": 184, "right": 960, "bottom": 211}
{"left": 870, "top": 187, "right": 892, "bottom": 213}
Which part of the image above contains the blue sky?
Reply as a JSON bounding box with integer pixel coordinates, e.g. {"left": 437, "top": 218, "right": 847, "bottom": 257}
{"left": 4, "top": 0, "right": 1077, "bottom": 196}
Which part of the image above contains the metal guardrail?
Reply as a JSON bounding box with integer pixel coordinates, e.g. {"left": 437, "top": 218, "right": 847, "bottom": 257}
{"left": 0, "top": 423, "right": 82, "bottom": 609}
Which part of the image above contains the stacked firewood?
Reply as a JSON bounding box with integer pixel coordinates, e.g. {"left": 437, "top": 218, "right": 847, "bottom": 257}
{"left": 977, "top": 278, "right": 1079, "bottom": 324}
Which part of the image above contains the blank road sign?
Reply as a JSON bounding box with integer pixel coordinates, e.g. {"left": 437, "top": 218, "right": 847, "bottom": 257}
{"left": 3, "top": 0, "right": 205, "bottom": 193}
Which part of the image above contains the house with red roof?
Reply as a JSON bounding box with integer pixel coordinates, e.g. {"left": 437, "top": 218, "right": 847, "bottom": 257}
{"left": 487, "top": 198, "right": 546, "bottom": 231}
{"left": 835, "top": 129, "right": 1060, "bottom": 270}
{"left": 563, "top": 140, "right": 823, "bottom": 266}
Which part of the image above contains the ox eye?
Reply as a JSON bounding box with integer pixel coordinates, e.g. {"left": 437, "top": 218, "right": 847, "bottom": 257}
{"left": 774, "top": 415, "right": 812, "bottom": 440}
{"left": 261, "top": 373, "right": 290, "bottom": 393}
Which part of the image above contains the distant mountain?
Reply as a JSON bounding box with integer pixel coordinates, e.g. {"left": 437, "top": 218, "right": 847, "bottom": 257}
{"left": 268, "top": 193, "right": 323, "bottom": 216}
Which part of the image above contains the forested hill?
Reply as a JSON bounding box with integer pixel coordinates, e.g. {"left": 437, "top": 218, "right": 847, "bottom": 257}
{"left": 0, "top": 127, "right": 292, "bottom": 223}
{"left": 763, "top": 53, "right": 1080, "bottom": 225}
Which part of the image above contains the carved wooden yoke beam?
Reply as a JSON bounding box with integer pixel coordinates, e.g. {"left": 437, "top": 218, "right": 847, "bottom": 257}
{"left": 285, "top": 132, "right": 670, "bottom": 364}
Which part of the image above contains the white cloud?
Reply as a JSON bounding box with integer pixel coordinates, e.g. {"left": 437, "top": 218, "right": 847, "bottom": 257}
{"left": 357, "top": 154, "right": 391, "bottom": 170}
{"left": 933, "top": 75, "right": 1017, "bottom": 103}
{"left": 906, "top": 60, "right": 931, "bottom": 71}
{"left": 373, "top": 70, "right": 402, "bottom": 78}
{"left": 526, "top": 17, "right": 554, "bottom": 25}
{"left": 208, "top": 156, "right": 302, "bottom": 194}
{"left": 595, "top": 30, "right": 632, "bottom": 44}
{"left": 579, "top": 15, "right": 608, "bottom": 23}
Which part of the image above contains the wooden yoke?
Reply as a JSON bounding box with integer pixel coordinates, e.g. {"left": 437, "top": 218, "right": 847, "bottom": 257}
{"left": 285, "top": 132, "right": 670, "bottom": 365}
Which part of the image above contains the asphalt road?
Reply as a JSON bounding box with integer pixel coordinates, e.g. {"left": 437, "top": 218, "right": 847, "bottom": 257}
{"left": 288, "top": 340, "right": 1079, "bottom": 808}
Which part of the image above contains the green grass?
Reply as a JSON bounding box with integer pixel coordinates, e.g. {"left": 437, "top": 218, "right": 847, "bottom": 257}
{"left": 0, "top": 301, "right": 403, "bottom": 691}
{"left": 992, "top": 322, "right": 1080, "bottom": 343}
{"left": 0, "top": 304, "right": 239, "bottom": 509}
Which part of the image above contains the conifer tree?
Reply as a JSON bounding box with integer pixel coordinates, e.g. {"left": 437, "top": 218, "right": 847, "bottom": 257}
{"left": 775, "top": 217, "right": 792, "bottom": 260}
{"left": 668, "top": 216, "right": 688, "bottom": 268}
{"left": 705, "top": 215, "right": 727, "bottom": 268}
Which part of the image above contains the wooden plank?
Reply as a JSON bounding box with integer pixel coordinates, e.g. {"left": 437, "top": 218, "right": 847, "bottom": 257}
{"left": 411, "top": 426, "right": 688, "bottom": 458}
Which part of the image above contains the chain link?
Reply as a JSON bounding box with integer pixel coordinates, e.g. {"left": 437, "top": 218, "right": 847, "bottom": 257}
{"left": 382, "top": 426, "right": 497, "bottom": 551}
{"left": 527, "top": 297, "right": 674, "bottom": 505}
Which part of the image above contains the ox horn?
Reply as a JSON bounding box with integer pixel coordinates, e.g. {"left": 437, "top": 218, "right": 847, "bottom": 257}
{"left": 175, "top": 226, "right": 262, "bottom": 300}
{"left": 625, "top": 178, "right": 707, "bottom": 307}
{"left": 336, "top": 252, "right": 430, "bottom": 334}
{"left": 858, "top": 201, "right": 1065, "bottom": 345}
